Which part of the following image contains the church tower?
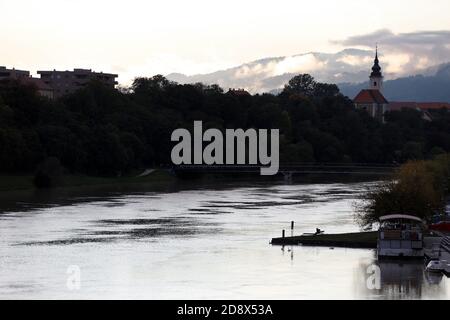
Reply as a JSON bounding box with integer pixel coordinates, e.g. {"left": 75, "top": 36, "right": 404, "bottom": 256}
{"left": 353, "top": 46, "right": 389, "bottom": 121}
{"left": 369, "top": 47, "right": 383, "bottom": 91}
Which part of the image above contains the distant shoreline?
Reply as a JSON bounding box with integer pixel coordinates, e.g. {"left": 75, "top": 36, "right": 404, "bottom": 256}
{"left": 0, "top": 169, "right": 177, "bottom": 193}
{"left": 0, "top": 170, "right": 385, "bottom": 193}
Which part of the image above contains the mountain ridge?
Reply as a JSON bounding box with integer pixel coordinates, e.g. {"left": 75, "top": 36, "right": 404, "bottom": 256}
{"left": 339, "top": 62, "right": 450, "bottom": 102}
{"left": 166, "top": 51, "right": 450, "bottom": 102}
{"left": 167, "top": 49, "right": 376, "bottom": 93}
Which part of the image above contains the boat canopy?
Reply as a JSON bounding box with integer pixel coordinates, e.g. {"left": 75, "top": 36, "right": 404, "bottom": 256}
{"left": 379, "top": 215, "right": 424, "bottom": 223}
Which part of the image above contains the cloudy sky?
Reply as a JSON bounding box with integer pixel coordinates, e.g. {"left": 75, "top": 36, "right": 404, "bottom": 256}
{"left": 1, "top": 0, "right": 450, "bottom": 85}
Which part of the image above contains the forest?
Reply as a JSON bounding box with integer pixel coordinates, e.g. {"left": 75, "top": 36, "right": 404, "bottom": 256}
{"left": 1, "top": 74, "right": 450, "bottom": 177}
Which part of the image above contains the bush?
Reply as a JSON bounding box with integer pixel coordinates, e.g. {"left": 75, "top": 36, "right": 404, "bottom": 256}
{"left": 33, "top": 157, "right": 64, "bottom": 189}
{"left": 355, "top": 157, "right": 449, "bottom": 227}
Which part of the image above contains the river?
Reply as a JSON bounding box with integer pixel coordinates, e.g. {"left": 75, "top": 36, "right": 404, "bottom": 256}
{"left": 0, "top": 181, "right": 448, "bottom": 299}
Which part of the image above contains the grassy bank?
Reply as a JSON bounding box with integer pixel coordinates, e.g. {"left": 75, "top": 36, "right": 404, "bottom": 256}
{"left": 0, "top": 169, "right": 177, "bottom": 192}
{"left": 0, "top": 170, "right": 387, "bottom": 193}
{"left": 0, "top": 175, "right": 35, "bottom": 191}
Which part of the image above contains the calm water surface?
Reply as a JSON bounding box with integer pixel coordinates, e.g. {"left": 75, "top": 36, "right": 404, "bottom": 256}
{"left": 0, "top": 181, "right": 448, "bottom": 299}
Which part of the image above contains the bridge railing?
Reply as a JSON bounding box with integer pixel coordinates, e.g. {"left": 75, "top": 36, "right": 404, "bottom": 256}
{"left": 171, "top": 163, "right": 398, "bottom": 175}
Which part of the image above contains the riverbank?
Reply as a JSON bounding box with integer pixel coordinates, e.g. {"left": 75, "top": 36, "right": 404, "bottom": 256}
{"left": 0, "top": 170, "right": 386, "bottom": 193}
{"left": 271, "top": 231, "right": 378, "bottom": 249}
{"left": 0, "top": 170, "right": 177, "bottom": 192}
{"left": 0, "top": 170, "right": 182, "bottom": 213}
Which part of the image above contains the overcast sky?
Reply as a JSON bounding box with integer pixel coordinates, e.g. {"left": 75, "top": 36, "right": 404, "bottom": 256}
{"left": 1, "top": 0, "right": 450, "bottom": 84}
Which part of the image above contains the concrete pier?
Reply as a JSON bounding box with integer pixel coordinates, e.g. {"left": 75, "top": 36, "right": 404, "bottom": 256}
{"left": 271, "top": 231, "right": 377, "bottom": 249}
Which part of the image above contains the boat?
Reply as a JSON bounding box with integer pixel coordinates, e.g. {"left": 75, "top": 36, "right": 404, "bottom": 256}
{"left": 430, "top": 214, "right": 450, "bottom": 232}
{"left": 377, "top": 215, "right": 425, "bottom": 259}
{"left": 302, "top": 228, "right": 325, "bottom": 236}
{"left": 425, "top": 269, "right": 444, "bottom": 284}
{"left": 426, "top": 260, "right": 446, "bottom": 273}
{"left": 430, "top": 221, "right": 450, "bottom": 232}
{"left": 301, "top": 232, "right": 325, "bottom": 236}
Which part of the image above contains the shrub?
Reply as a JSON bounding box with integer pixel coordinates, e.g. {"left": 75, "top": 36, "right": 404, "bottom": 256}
{"left": 355, "top": 157, "right": 449, "bottom": 228}
{"left": 33, "top": 157, "right": 64, "bottom": 189}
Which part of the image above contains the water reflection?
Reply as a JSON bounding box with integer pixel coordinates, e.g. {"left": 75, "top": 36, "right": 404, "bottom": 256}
{"left": 280, "top": 245, "right": 296, "bottom": 262}
{"left": 17, "top": 217, "right": 223, "bottom": 246}
{"left": 355, "top": 256, "right": 448, "bottom": 299}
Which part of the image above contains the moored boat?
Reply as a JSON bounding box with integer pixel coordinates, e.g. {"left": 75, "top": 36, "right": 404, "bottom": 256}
{"left": 430, "top": 213, "right": 450, "bottom": 232}
{"left": 377, "top": 215, "right": 425, "bottom": 259}
{"left": 426, "top": 260, "right": 446, "bottom": 273}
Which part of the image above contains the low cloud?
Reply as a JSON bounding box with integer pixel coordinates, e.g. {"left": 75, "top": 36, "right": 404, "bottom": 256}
{"left": 233, "top": 54, "right": 326, "bottom": 81}
{"left": 336, "top": 29, "right": 450, "bottom": 47}
{"left": 334, "top": 29, "right": 450, "bottom": 75}
{"left": 167, "top": 30, "right": 450, "bottom": 94}
{"left": 272, "top": 54, "right": 326, "bottom": 76}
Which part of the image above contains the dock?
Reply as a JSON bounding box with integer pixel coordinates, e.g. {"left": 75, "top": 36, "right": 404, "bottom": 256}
{"left": 271, "top": 231, "right": 377, "bottom": 249}
{"left": 424, "top": 232, "right": 450, "bottom": 276}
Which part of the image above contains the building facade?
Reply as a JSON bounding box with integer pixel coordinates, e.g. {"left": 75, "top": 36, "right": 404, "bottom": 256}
{"left": 388, "top": 102, "right": 450, "bottom": 121}
{"left": 353, "top": 49, "right": 450, "bottom": 121}
{"left": 0, "top": 66, "right": 30, "bottom": 80}
{"left": 354, "top": 89, "right": 389, "bottom": 120}
{"left": 21, "top": 77, "right": 54, "bottom": 99}
{"left": 353, "top": 48, "right": 389, "bottom": 122}
{"left": 37, "top": 68, "right": 118, "bottom": 98}
{"left": 0, "top": 66, "right": 54, "bottom": 99}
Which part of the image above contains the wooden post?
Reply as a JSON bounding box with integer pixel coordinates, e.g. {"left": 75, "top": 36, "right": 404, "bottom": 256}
{"left": 291, "top": 221, "right": 294, "bottom": 230}
{"left": 282, "top": 230, "right": 285, "bottom": 238}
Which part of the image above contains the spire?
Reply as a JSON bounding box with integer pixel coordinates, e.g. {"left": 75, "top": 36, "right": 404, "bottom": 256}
{"left": 370, "top": 45, "right": 382, "bottom": 78}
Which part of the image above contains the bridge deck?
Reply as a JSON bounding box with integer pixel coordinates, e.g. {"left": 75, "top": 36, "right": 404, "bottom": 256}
{"left": 173, "top": 163, "right": 398, "bottom": 175}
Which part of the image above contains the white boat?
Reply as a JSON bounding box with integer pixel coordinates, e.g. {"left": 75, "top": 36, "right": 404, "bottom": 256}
{"left": 377, "top": 215, "right": 425, "bottom": 259}
{"left": 426, "top": 260, "right": 447, "bottom": 273}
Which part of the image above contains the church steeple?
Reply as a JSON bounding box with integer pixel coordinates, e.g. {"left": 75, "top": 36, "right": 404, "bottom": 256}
{"left": 369, "top": 46, "right": 383, "bottom": 91}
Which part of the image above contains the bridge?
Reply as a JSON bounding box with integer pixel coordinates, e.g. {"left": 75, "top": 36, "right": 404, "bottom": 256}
{"left": 172, "top": 163, "right": 398, "bottom": 178}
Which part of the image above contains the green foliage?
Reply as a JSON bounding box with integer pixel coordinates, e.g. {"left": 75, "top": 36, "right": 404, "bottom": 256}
{"left": 33, "top": 157, "right": 64, "bottom": 188}
{"left": 356, "top": 157, "right": 450, "bottom": 227}
{"left": 0, "top": 74, "right": 450, "bottom": 177}
{"left": 401, "top": 141, "right": 424, "bottom": 161}
{"left": 282, "top": 74, "right": 340, "bottom": 99}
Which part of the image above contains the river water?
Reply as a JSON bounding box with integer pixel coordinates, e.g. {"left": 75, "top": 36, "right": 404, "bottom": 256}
{"left": 0, "top": 181, "right": 448, "bottom": 299}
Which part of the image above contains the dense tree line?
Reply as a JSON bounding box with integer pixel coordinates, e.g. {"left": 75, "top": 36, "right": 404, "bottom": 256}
{"left": 1, "top": 74, "right": 450, "bottom": 176}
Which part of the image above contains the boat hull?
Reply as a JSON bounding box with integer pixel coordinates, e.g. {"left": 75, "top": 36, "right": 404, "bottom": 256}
{"left": 430, "top": 222, "right": 450, "bottom": 232}
{"left": 377, "top": 238, "right": 424, "bottom": 259}
{"left": 377, "top": 248, "right": 424, "bottom": 259}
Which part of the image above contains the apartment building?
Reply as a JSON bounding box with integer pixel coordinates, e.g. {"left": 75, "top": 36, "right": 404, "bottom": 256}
{"left": 0, "top": 66, "right": 54, "bottom": 99}
{"left": 37, "top": 68, "right": 118, "bottom": 98}
{"left": 0, "top": 66, "right": 30, "bottom": 80}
